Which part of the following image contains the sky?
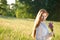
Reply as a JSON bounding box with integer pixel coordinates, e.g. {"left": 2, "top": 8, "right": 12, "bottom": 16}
{"left": 7, "top": 0, "right": 15, "bottom": 5}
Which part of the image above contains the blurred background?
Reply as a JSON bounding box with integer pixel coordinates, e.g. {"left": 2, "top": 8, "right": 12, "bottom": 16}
{"left": 0, "top": 0, "right": 60, "bottom": 21}
{"left": 0, "top": 0, "right": 60, "bottom": 40}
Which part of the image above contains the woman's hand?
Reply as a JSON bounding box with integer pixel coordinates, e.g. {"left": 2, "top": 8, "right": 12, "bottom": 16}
{"left": 49, "top": 32, "right": 55, "bottom": 37}
{"left": 52, "top": 32, "right": 55, "bottom": 37}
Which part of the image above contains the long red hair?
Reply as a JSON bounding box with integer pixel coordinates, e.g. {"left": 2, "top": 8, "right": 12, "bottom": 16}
{"left": 32, "top": 9, "right": 49, "bottom": 38}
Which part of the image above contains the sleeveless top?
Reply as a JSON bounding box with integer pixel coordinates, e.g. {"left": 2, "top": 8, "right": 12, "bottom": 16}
{"left": 36, "top": 21, "right": 49, "bottom": 40}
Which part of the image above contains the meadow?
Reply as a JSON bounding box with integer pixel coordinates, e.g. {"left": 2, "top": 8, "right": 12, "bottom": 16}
{"left": 0, "top": 17, "right": 60, "bottom": 40}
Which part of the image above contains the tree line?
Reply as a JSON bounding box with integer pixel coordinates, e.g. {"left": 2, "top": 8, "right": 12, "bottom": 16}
{"left": 0, "top": 0, "right": 60, "bottom": 21}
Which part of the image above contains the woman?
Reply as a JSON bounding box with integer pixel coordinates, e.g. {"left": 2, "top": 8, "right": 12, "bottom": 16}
{"left": 31, "top": 9, "right": 54, "bottom": 40}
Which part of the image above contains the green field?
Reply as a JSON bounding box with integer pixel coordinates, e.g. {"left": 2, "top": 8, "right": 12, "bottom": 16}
{"left": 0, "top": 17, "right": 60, "bottom": 40}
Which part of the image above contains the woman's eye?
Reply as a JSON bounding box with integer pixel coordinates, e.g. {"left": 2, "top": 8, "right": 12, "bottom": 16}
{"left": 42, "top": 16, "right": 44, "bottom": 18}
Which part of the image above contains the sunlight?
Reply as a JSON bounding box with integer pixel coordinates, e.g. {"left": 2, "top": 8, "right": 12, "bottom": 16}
{"left": 7, "top": 0, "right": 15, "bottom": 9}
{"left": 7, "top": 0, "right": 15, "bottom": 5}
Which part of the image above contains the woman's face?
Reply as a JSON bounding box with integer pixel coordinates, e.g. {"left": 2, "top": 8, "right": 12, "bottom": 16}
{"left": 41, "top": 13, "right": 48, "bottom": 21}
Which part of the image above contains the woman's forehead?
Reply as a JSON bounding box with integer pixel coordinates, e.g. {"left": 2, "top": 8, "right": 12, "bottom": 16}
{"left": 42, "top": 13, "right": 47, "bottom": 16}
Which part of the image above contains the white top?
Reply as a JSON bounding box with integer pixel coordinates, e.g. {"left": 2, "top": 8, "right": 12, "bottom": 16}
{"left": 36, "top": 21, "right": 49, "bottom": 40}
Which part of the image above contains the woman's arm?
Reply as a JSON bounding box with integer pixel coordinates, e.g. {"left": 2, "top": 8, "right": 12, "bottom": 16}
{"left": 31, "top": 13, "right": 41, "bottom": 38}
{"left": 31, "top": 27, "right": 36, "bottom": 39}
{"left": 31, "top": 18, "right": 41, "bottom": 38}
